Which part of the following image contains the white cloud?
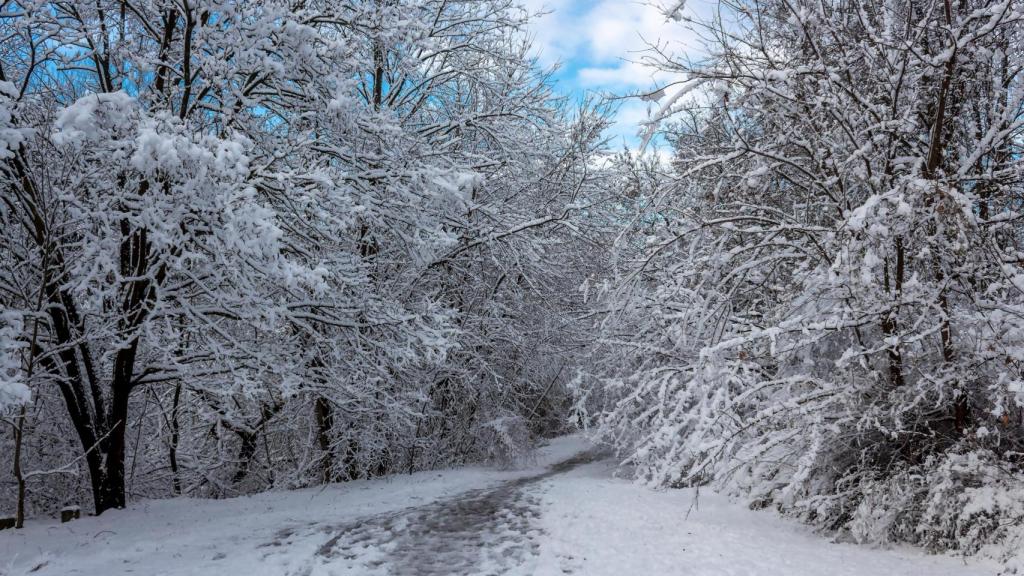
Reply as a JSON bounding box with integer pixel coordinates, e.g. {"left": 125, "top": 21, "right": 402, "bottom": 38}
{"left": 526, "top": 0, "right": 702, "bottom": 70}
{"left": 583, "top": 1, "right": 694, "bottom": 60}
{"left": 524, "top": 0, "right": 708, "bottom": 147}
{"left": 605, "top": 98, "right": 658, "bottom": 146}
{"left": 577, "top": 60, "right": 676, "bottom": 89}
{"left": 521, "top": 0, "right": 586, "bottom": 66}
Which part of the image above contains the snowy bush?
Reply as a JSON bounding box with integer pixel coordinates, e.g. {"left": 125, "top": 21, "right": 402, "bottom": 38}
{"left": 472, "top": 415, "right": 533, "bottom": 469}
{"left": 917, "top": 450, "right": 1024, "bottom": 554}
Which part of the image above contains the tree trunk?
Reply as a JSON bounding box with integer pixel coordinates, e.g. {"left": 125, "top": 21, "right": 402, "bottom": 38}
{"left": 231, "top": 432, "right": 258, "bottom": 485}
{"left": 882, "top": 237, "right": 906, "bottom": 388}
{"left": 12, "top": 406, "right": 26, "bottom": 528}
{"left": 94, "top": 390, "right": 130, "bottom": 513}
{"left": 168, "top": 381, "right": 182, "bottom": 495}
{"left": 314, "top": 396, "right": 335, "bottom": 484}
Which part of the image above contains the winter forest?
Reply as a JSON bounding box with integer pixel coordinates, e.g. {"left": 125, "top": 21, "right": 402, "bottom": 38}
{"left": 1, "top": 0, "right": 1024, "bottom": 574}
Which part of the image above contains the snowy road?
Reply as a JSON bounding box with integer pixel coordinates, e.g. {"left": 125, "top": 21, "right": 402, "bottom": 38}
{"left": 0, "top": 436, "right": 1001, "bottom": 576}
{"left": 264, "top": 449, "right": 606, "bottom": 576}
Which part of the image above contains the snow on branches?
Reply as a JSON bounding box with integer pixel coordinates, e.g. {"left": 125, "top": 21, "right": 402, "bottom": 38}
{"left": 0, "top": 0, "right": 606, "bottom": 516}
{"left": 0, "top": 311, "right": 29, "bottom": 409}
{"left": 591, "top": 0, "right": 1024, "bottom": 560}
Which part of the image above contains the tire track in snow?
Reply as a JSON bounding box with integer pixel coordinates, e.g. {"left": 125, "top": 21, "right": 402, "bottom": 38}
{"left": 263, "top": 449, "right": 605, "bottom": 576}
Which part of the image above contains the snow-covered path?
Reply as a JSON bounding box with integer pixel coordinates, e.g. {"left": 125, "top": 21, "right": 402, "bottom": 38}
{"left": 264, "top": 449, "right": 606, "bottom": 576}
{"left": 0, "top": 436, "right": 1000, "bottom": 576}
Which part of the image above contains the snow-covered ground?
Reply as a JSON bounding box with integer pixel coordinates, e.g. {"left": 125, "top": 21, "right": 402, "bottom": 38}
{"left": 0, "top": 435, "right": 999, "bottom": 576}
{"left": 534, "top": 458, "right": 996, "bottom": 576}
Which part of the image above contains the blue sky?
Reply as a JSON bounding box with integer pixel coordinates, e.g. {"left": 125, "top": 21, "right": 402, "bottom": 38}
{"left": 523, "top": 0, "right": 707, "bottom": 149}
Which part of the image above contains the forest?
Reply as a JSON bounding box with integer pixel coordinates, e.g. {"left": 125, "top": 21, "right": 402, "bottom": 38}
{"left": 1, "top": 0, "right": 1024, "bottom": 573}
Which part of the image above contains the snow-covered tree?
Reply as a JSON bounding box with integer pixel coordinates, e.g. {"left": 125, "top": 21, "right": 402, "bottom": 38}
{"left": 0, "top": 0, "right": 607, "bottom": 515}
{"left": 592, "top": 0, "right": 1024, "bottom": 555}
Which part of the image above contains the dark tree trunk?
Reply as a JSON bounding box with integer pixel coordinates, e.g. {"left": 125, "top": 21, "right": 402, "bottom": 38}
{"left": 226, "top": 402, "right": 282, "bottom": 486}
{"left": 12, "top": 406, "right": 27, "bottom": 528}
{"left": 343, "top": 423, "right": 360, "bottom": 480}
{"left": 882, "top": 237, "right": 905, "bottom": 388}
{"left": 314, "top": 396, "right": 335, "bottom": 484}
{"left": 45, "top": 281, "right": 134, "bottom": 515}
{"left": 169, "top": 382, "right": 182, "bottom": 495}
{"left": 231, "top": 432, "right": 258, "bottom": 485}
{"left": 97, "top": 385, "right": 131, "bottom": 511}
